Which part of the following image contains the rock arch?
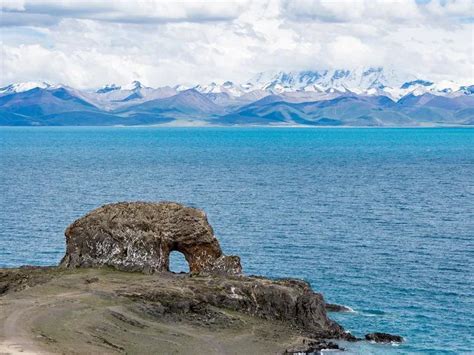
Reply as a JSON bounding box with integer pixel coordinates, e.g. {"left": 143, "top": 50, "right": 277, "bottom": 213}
{"left": 60, "top": 202, "right": 242, "bottom": 275}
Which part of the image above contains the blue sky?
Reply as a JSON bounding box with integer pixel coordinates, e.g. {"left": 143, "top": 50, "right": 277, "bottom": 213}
{"left": 0, "top": 0, "right": 472, "bottom": 88}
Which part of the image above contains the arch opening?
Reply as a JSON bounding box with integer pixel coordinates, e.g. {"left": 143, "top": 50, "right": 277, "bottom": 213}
{"left": 169, "top": 250, "right": 189, "bottom": 273}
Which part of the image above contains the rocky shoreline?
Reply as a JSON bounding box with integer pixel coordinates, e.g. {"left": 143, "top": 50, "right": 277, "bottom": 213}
{"left": 0, "top": 202, "right": 402, "bottom": 354}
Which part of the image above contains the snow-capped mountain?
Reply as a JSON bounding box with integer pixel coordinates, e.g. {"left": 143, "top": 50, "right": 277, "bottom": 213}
{"left": 191, "top": 67, "right": 469, "bottom": 101}
{"left": 246, "top": 67, "right": 414, "bottom": 94}
{"left": 191, "top": 67, "right": 417, "bottom": 103}
{"left": 0, "top": 81, "right": 53, "bottom": 95}
{"left": 248, "top": 67, "right": 409, "bottom": 99}
{"left": 194, "top": 81, "right": 246, "bottom": 97}
{"left": 87, "top": 81, "right": 177, "bottom": 110}
{"left": 0, "top": 67, "right": 472, "bottom": 126}
{"left": 0, "top": 81, "right": 101, "bottom": 110}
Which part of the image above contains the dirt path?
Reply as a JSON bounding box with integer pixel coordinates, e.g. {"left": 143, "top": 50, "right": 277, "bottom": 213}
{"left": 1, "top": 299, "right": 51, "bottom": 354}
{"left": 0, "top": 292, "right": 85, "bottom": 354}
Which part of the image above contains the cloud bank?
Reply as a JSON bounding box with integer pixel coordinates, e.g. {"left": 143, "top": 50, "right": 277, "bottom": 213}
{"left": 1, "top": 0, "right": 473, "bottom": 88}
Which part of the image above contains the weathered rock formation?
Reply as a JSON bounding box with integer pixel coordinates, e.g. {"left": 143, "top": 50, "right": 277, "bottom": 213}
{"left": 60, "top": 202, "right": 242, "bottom": 274}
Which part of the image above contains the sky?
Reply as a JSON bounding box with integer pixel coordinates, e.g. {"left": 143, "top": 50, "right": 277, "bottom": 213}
{"left": 0, "top": 0, "right": 473, "bottom": 88}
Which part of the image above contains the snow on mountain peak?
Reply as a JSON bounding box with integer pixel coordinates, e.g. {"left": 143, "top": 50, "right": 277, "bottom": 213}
{"left": 194, "top": 81, "right": 246, "bottom": 97}
{"left": 175, "top": 67, "right": 469, "bottom": 102}
{"left": 1, "top": 67, "right": 471, "bottom": 110}
{"left": 0, "top": 81, "right": 51, "bottom": 94}
{"left": 96, "top": 84, "right": 121, "bottom": 94}
{"left": 122, "top": 81, "right": 146, "bottom": 91}
{"left": 174, "top": 84, "right": 192, "bottom": 92}
{"left": 246, "top": 67, "right": 414, "bottom": 95}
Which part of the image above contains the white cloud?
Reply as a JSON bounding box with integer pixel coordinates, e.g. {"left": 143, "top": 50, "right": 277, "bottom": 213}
{"left": 424, "top": 0, "right": 473, "bottom": 18}
{"left": 280, "top": 0, "right": 472, "bottom": 23}
{"left": 0, "top": 0, "right": 472, "bottom": 88}
{"left": 0, "top": 0, "right": 25, "bottom": 11}
{"left": 327, "top": 36, "right": 379, "bottom": 67}
{"left": 1, "top": 0, "right": 249, "bottom": 25}
{"left": 281, "top": 0, "right": 423, "bottom": 23}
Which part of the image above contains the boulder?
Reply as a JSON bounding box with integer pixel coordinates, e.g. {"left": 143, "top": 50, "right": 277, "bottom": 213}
{"left": 365, "top": 332, "right": 403, "bottom": 343}
{"left": 60, "top": 202, "right": 242, "bottom": 274}
{"left": 325, "top": 303, "right": 353, "bottom": 312}
{"left": 284, "top": 339, "right": 341, "bottom": 354}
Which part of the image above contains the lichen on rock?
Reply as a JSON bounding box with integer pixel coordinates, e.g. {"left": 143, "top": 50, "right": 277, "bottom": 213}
{"left": 60, "top": 201, "right": 242, "bottom": 274}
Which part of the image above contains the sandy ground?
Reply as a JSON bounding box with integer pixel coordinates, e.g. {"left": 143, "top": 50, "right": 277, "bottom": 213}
{"left": 0, "top": 268, "right": 313, "bottom": 354}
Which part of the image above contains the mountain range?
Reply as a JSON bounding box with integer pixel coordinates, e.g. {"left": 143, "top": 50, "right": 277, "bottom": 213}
{"left": 1, "top": 67, "right": 473, "bottom": 126}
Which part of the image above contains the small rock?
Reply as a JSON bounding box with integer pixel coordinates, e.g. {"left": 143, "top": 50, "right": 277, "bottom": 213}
{"left": 85, "top": 277, "right": 99, "bottom": 284}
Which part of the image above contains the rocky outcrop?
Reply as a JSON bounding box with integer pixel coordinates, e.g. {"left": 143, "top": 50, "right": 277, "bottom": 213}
{"left": 0, "top": 266, "right": 55, "bottom": 296}
{"left": 365, "top": 332, "right": 404, "bottom": 343}
{"left": 118, "top": 274, "right": 349, "bottom": 340}
{"left": 60, "top": 202, "right": 242, "bottom": 274}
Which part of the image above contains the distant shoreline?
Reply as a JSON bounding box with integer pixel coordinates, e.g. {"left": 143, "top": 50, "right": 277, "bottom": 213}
{"left": 1, "top": 124, "right": 473, "bottom": 129}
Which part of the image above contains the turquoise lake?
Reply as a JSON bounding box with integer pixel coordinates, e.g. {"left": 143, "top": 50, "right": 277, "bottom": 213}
{"left": 0, "top": 127, "right": 473, "bottom": 353}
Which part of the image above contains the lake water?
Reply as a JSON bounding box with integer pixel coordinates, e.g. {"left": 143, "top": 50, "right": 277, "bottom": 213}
{"left": 1, "top": 127, "right": 473, "bottom": 354}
